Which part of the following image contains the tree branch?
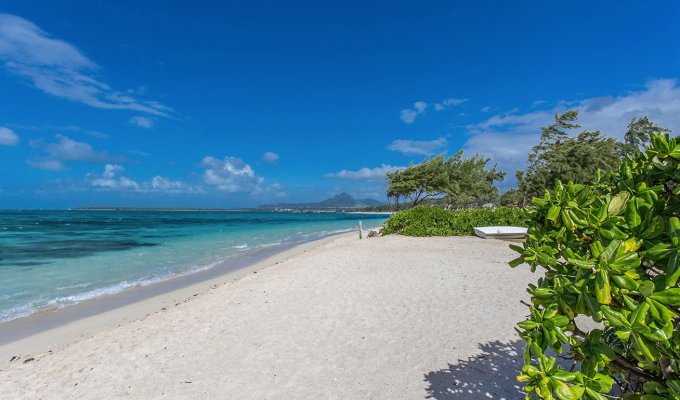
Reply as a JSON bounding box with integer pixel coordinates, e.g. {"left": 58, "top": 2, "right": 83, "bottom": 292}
{"left": 609, "top": 356, "right": 660, "bottom": 382}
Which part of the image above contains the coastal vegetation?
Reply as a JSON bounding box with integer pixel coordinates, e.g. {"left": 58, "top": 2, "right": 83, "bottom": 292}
{"left": 513, "top": 111, "right": 671, "bottom": 207}
{"left": 510, "top": 132, "right": 680, "bottom": 398}
{"left": 382, "top": 206, "right": 525, "bottom": 236}
{"left": 386, "top": 151, "right": 505, "bottom": 208}
{"left": 379, "top": 111, "right": 672, "bottom": 238}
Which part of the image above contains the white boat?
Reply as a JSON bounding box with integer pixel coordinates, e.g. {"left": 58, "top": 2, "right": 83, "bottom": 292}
{"left": 473, "top": 226, "right": 527, "bottom": 239}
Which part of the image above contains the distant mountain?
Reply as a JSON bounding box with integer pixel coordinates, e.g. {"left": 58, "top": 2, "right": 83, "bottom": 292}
{"left": 259, "top": 192, "right": 384, "bottom": 209}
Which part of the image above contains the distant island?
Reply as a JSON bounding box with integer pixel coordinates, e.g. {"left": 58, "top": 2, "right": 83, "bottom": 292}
{"left": 258, "top": 192, "right": 384, "bottom": 210}
{"left": 73, "top": 193, "right": 385, "bottom": 212}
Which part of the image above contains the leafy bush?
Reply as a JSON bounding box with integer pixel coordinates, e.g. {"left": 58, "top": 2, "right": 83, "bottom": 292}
{"left": 382, "top": 206, "right": 458, "bottom": 236}
{"left": 510, "top": 133, "right": 680, "bottom": 399}
{"left": 382, "top": 205, "right": 526, "bottom": 236}
{"left": 446, "top": 207, "right": 526, "bottom": 235}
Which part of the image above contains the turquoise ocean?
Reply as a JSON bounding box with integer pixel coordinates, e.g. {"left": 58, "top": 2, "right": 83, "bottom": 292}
{"left": 0, "top": 210, "right": 388, "bottom": 323}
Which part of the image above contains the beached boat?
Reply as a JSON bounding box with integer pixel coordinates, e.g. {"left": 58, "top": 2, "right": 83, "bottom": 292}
{"left": 474, "top": 226, "right": 527, "bottom": 239}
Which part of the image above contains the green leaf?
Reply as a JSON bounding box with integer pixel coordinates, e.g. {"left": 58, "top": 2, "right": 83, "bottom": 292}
{"left": 601, "top": 240, "right": 621, "bottom": 263}
{"left": 665, "top": 252, "right": 680, "bottom": 287}
{"left": 509, "top": 244, "right": 524, "bottom": 253}
{"left": 547, "top": 205, "right": 561, "bottom": 223}
{"left": 640, "top": 217, "right": 665, "bottom": 239}
{"left": 644, "top": 381, "right": 669, "bottom": 395}
{"left": 590, "top": 373, "right": 614, "bottom": 393}
{"left": 561, "top": 210, "right": 574, "bottom": 231}
{"left": 650, "top": 288, "right": 680, "bottom": 306}
{"left": 625, "top": 201, "right": 642, "bottom": 230}
{"left": 643, "top": 328, "right": 669, "bottom": 341}
{"left": 669, "top": 144, "right": 680, "bottom": 160}
{"left": 518, "top": 320, "right": 540, "bottom": 330}
{"left": 509, "top": 256, "right": 524, "bottom": 268}
{"left": 631, "top": 332, "right": 655, "bottom": 362}
{"left": 639, "top": 281, "right": 655, "bottom": 298}
{"left": 554, "top": 380, "right": 578, "bottom": 400}
{"left": 608, "top": 192, "right": 630, "bottom": 216}
{"left": 629, "top": 302, "right": 650, "bottom": 328}
{"left": 611, "top": 274, "right": 638, "bottom": 291}
{"left": 601, "top": 306, "right": 630, "bottom": 328}
{"left": 568, "top": 258, "right": 596, "bottom": 269}
{"left": 585, "top": 387, "right": 608, "bottom": 400}
{"left": 644, "top": 243, "right": 674, "bottom": 261}
{"left": 670, "top": 217, "right": 680, "bottom": 245}
{"left": 599, "top": 226, "right": 628, "bottom": 240}
{"left": 595, "top": 269, "right": 611, "bottom": 304}
{"left": 590, "top": 241, "right": 605, "bottom": 258}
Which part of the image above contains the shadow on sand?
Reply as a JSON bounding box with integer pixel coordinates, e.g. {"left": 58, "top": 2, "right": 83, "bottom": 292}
{"left": 424, "top": 340, "right": 526, "bottom": 399}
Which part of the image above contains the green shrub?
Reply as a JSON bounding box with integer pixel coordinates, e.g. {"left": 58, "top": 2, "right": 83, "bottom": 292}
{"left": 382, "top": 205, "right": 526, "bottom": 236}
{"left": 446, "top": 207, "right": 526, "bottom": 235}
{"left": 382, "top": 206, "right": 458, "bottom": 236}
{"left": 510, "top": 133, "right": 680, "bottom": 399}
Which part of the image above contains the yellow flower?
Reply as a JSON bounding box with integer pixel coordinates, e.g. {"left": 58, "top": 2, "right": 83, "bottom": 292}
{"left": 624, "top": 238, "right": 640, "bottom": 252}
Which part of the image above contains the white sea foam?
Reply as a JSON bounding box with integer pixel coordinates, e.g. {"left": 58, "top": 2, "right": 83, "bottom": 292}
{"left": 55, "top": 282, "right": 92, "bottom": 291}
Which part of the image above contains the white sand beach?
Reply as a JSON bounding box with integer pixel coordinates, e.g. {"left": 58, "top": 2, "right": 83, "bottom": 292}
{"left": 0, "top": 234, "right": 536, "bottom": 399}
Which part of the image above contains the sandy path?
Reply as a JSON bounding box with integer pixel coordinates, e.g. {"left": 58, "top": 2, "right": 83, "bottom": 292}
{"left": 0, "top": 235, "right": 536, "bottom": 399}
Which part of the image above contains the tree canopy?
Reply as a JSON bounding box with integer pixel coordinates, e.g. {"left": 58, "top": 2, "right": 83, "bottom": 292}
{"left": 386, "top": 151, "right": 504, "bottom": 208}
{"left": 621, "top": 116, "right": 671, "bottom": 157}
{"left": 516, "top": 110, "right": 622, "bottom": 205}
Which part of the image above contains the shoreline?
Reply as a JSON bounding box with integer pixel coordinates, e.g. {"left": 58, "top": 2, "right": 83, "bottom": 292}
{"left": 0, "top": 234, "right": 535, "bottom": 399}
{"left": 0, "top": 230, "right": 358, "bottom": 361}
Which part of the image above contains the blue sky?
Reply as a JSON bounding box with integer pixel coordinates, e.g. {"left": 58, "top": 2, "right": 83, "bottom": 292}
{"left": 1, "top": 1, "right": 680, "bottom": 208}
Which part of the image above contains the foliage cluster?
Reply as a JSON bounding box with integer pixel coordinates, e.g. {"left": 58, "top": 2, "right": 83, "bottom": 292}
{"left": 515, "top": 112, "right": 671, "bottom": 207}
{"left": 510, "top": 133, "right": 680, "bottom": 399}
{"left": 386, "top": 151, "right": 505, "bottom": 208}
{"left": 516, "top": 110, "right": 621, "bottom": 205}
{"left": 382, "top": 205, "right": 525, "bottom": 237}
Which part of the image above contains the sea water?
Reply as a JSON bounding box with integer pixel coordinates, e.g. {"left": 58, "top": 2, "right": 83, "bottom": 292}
{"left": 0, "top": 210, "right": 388, "bottom": 323}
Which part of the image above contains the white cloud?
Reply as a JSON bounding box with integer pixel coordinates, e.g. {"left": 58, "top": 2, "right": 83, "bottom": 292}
{"left": 464, "top": 78, "right": 680, "bottom": 187}
{"left": 201, "top": 156, "right": 264, "bottom": 193}
{"left": 261, "top": 151, "right": 279, "bottom": 164}
{"left": 151, "top": 175, "right": 183, "bottom": 190}
{"left": 101, "top": 163, "right": 123, "bottom": 178}
{"left": 0, "top": 126, "right": 19, "bottom": 146}
{"left": 388, "top": 137, "right": 448, "bottom": 156}
{"left": 129, "top": 116, "right": 154, "bottom": 128}
{"left": 0, "top": 13, "right": 172, "bottom": 116}
{"left": 91, "top": 164, "right": 139, "bottom": 190}
{"left": 324, "top": 164, "right": 403, "bottom": 180}
{"left": 27, "top": 134, "right": 121, "bottom": 170}
{"left": 45, "top": 134, "right": 116, "bottom": 163}
{"left": 128, "top": 150, "right": 152, "bottom": 157}
{"left": 413, "top": 101, "right": 427, "bottom": 113}
{"left": 401, "top": 98, "right": 467, "bottom": 123}
{"left": 86, "top": 166, "right": 200, "bottom": 193}
{"left": 400, "top": 101, "right": 428, "bottom": 123}
{"left": 481, "top": 106, "right": 491, "bottom": 113}
{"left": 400, "top": 108, "right": 420, "bottom": 124}
{"left": 26, "top": 158, "right": 64, "bottom": 171}
{"left": 433, "top": 98, "right": 468, "bottom": 111}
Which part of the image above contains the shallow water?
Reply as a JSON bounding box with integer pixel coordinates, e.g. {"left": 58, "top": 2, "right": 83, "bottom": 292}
{"left": 0, "top": 210, "right": 387, "bottom": 323}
